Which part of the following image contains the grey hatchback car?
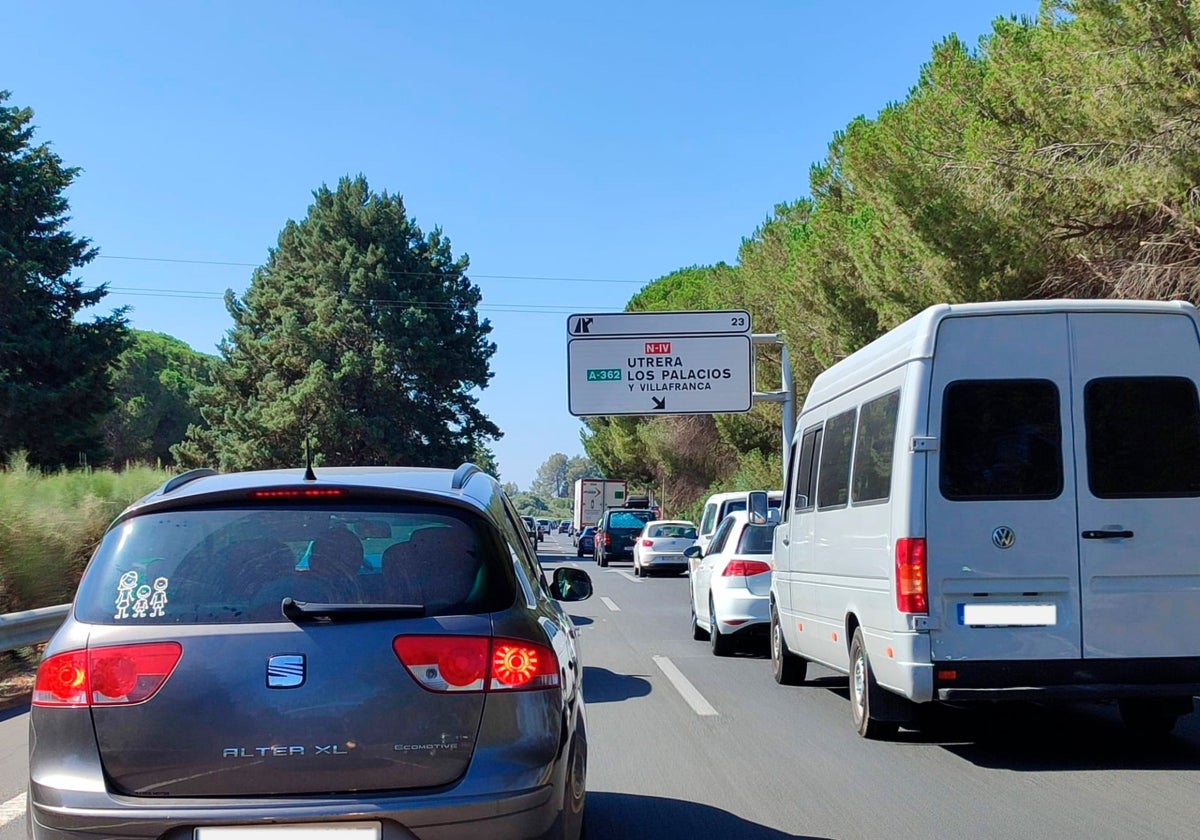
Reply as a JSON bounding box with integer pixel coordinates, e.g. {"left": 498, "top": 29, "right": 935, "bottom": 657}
{"left": 28, "top": 464, "right": 593, "bottom": 840}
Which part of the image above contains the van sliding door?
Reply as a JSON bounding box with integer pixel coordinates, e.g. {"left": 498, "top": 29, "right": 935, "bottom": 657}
{"left": 1069, "top": 312, "right": 1200, "bottom": 659}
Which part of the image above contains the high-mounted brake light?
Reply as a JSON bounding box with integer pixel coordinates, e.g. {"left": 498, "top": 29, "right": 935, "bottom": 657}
{"left": 393, "top": 636, "right": 559, "bottom": 693}
{"left": 33, "top": 643, "right": 183, "bottom": 707}
{"left": 722, "top": 559, "right": 772, "bottom": 577}
{"left": 895, "top": 537, "right": 928, "bottom": 614}
{"left": 250, "top": 488, "right": 349, "bottom": 500}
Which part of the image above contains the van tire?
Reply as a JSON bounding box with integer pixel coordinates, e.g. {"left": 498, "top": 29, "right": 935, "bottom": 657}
{"left": 849, "top": 628, "right": 899, "bottom": 740}
{"left": 771, "top": 605, "right": 807, "bottom": 685}
{"left": 709, "top": 597, "right": 734, "bottom": 656}
{"left": 1119, "top": 698, "right": 1186, "bottom": 737}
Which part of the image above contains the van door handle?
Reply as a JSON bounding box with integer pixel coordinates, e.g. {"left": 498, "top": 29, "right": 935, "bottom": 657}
{"left": 1082, "top": 530, "right": 1134, "bottom": 539}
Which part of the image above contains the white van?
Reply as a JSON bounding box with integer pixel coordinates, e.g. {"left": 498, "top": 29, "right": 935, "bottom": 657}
{"left": 770, "top": 300, "right": 1200, "bottom": 738}
{"left": 696, "top": 490, "right": 783, "bottom": 555}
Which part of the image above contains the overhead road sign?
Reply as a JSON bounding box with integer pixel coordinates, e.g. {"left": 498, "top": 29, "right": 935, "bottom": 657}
{"left": 567, "top": 334, "right": 753, "bottom": 416}
{"left": 567, "top": 310, "right": 750, "bottom": 338}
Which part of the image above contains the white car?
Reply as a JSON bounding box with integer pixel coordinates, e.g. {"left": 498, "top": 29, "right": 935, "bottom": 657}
{"left": 685, "top": 511, "right": 774, "bottom": 655}
{"left": 632, "top": 519, "right": 696, "bottom": 577}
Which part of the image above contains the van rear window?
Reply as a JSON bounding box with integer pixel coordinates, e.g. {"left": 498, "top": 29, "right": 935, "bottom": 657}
{"left": 941, "top": 379, "right": 1063, "bottom": 501}
{"left": 1085, "top": 377, "right": 1200, "bottom": 498}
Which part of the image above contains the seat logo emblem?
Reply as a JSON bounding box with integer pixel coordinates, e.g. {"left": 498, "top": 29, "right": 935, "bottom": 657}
{"left": 992, "top": 526, "right": 1016, "bottom": 550}
{"left": 268, "top": 654, "right": 306, "bottom": 688}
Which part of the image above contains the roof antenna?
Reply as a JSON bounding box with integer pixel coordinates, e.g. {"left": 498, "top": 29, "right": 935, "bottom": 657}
{"left": 303, "top": 437, "right": 317, "bottom": 482}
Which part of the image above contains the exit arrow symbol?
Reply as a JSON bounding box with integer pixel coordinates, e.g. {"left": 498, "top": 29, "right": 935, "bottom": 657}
{"left": 652, "top": 397, "right": 666, "bottom": 410}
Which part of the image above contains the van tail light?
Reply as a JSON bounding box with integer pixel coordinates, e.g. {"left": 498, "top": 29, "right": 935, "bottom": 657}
{"left": 722, "top": 559, "right": 772, "bottom": 577}
{"left": 33, "top": 643, "right": 183, "bottom": 707}
{"left": 603, "top": 533, "right": 612, "bottom": 547}
{"left": 895, "top": 538, "right": 928, "bottom": 614}
{"left": 393, "top": 636, "right": 559, "bottom": 693}
{"left": 641, "top": 539, "right": 654, "bottom": 547}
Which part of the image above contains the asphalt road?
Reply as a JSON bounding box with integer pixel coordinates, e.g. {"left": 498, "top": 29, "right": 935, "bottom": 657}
{"left": 5, "top": 531, "right": 1200, "bottom": 839}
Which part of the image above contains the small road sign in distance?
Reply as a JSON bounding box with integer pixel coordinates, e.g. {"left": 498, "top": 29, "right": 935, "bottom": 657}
{"left": 567, "top": 310, "right": 751, "bottom": 338}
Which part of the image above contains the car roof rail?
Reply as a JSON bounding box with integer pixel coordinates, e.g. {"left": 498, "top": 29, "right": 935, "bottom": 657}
{"left": 160, "top": 468, "right": 219, "bottom": 495}
{"left": 451, "top": 462, "right": 483, "bottom": 490}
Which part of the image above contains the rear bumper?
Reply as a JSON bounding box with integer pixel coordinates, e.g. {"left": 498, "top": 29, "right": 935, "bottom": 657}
{"left": 934, "top": 657, "right": 1200, "bottom": 702}
{"left": 29, "top": 785, "right": 558, "bottom": 840}
{"left": 640, "top": 553, "right": 687, "bottom": 571}
{"left": 712, "top": 589, "right": 769, "bottom": 636}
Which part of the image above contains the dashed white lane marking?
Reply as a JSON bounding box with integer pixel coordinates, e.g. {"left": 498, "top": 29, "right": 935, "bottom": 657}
{"left": 0, "top": 792, "right": 26, "bottom": 828}
{"left": 653, "top": 655, "right": 719, "bottom": 717}
{"left": 600, "top": 596, "right": 621, "bottom": 612}
{"left": 615, "top": 571, "right": 643, "bottom": 583}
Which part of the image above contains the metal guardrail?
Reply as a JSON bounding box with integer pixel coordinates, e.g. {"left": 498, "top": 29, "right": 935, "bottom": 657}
{"left": 0, "top": 604, "right": 69, "bottom": 653}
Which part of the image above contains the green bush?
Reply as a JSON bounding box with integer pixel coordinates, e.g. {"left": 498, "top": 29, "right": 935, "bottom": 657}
{"left": 0, "top": 454, "right": 169, "bottom": 613}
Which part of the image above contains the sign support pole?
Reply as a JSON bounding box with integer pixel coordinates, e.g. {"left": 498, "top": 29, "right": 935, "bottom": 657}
{"left": 751, "top": 333, "right": 794, "bottom": 487}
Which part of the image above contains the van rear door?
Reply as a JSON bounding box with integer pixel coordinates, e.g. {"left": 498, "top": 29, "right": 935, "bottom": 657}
{"left": 1069, "top": 311, "right": 1200, "bottom": 659}
{"left": 925, "top": 313, "right": 1083, "bottom": 662}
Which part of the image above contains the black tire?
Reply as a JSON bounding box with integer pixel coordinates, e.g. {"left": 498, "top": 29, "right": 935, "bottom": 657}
{"left": 709, "top": 597, "right": 734, "bottom": 656}
{"left": 576, "top": 547, "right": 583, "bottom": 558}
{"left": 848, "top": 628, "right": 899, "bottom": 739}
{"left": 690, "top": 587, "right": 708, "bottom": 640}
{"left": 1119, "top": 698, "right": 1184, "bottom": 737}
{"left": 597, "top": 549, "right": 608, "bottom": 568}
{"left": 770, "top": 604, "right": 807, "bottom": 685}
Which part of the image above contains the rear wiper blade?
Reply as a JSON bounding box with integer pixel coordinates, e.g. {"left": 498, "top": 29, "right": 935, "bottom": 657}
{"left": 281, "top": 597, "right": 426, "bottom": 623}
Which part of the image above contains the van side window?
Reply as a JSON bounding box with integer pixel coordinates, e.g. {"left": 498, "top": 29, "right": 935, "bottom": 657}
{"left": 941, "top": 379, "right": 1062, "bottom": 501}
{"left": 782, "top": 440, "right": 798, "bottom": 521}
{"left": 699, "top": 503, "right": 718, "bottom": 536}
{"left": 1085, "top": 376, "right": 1200, "bottom": 498}
{"left": 852, "top": 391, "right": 900, "bottom": 503}
{"left": 817, "top": 409, "right": 856, "bottom": 510}
{"left": 794, "top": 427, "right": 821, "bottom": 512}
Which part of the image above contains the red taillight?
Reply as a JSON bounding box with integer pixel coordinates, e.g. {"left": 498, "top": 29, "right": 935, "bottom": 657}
{"left": 722, "top": 559, "right": 772, "bottom": 577}
{"left": 895, "top": 537, "right": 928, "bottom": 614}
{"left": 603, "top": 533, "right": 611, "bottom": 547}
{"left": 393, "top": 636, "right": 559, "bottom": 693}
{"left": 33, "top": 643, "right": 182, "bottom": 707}
{"left": 641, "top": 539, "right": 654, "bottom": 547}
{"left": 250, "top": 488, "right": 349, "bottom": 499}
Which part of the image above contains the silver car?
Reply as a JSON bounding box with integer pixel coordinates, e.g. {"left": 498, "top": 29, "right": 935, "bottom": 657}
{"left": 631, "top": 519, "right": 696, "bottom": 577}
{"left": 28, "top": 464, "right": 593, "bottom": 840}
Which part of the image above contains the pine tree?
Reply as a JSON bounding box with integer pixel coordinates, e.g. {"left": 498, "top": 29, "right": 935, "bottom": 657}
{"left": 175, "top": 175, "right": 500, "bottom": 470}
{"left": 0, "top": 91, "right": 128, "bottom": 468}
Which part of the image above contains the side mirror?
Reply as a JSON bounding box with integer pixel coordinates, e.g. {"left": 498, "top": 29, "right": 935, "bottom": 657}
{"left": 748, "top": 491, "right": 769, "bottom": 524}
{"left": 683, "top": 544, "right": 703, "bottom": 559}
{"left": 551, "top": 567, "right": 593, "bottom": 602}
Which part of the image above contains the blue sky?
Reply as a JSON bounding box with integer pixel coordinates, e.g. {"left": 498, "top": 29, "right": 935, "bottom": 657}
{"left": 4, "top": 1, "right": 1039, "bottom": 488}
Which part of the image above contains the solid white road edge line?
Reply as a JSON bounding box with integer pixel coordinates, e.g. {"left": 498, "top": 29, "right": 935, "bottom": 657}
{"left": 600, "top": 596, "right": 621, "bottom": 612}
{"left": 0, "top": 792, "right": 26, "bottom": 829}
{"left": 653, "top": 656, "right": 719, "bottom": 717}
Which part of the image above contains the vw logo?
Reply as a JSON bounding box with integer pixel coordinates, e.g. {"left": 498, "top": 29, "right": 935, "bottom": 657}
{"left": 267, "top": 654, "right": 306, "bottom": 688}
{"left": 992, "top": 526, "right": 1016, "bottom": 550}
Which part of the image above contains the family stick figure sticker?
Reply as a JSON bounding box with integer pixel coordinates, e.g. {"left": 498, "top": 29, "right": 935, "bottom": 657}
{"left": 114, "top": 571, "right": 169, "bottom": 619}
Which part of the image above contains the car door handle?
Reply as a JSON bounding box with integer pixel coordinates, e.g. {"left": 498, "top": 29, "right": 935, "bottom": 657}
{"left": 1082, "top": 530, "right": 1134, "bottom": 539}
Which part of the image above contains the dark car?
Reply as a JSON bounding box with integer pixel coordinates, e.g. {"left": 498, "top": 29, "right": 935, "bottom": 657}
{"left": 28, "top": 464, "right": 593, "bottom": 840}
{"left": 576, "top": 526, "right": 597, "bottom": 558}
{"left": 594, "top": 507, "right": 655, "bottom": 567}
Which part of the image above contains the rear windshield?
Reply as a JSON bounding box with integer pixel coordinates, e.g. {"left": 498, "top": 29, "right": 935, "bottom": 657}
{"left": 74, "top": 504, "right": 514, "bottom": 625}
{"left": 606, "top": 511, "right": 654, "bottom": 529}
{"left": 735, "top": 524, "right": 775, "bottom": 555}
{"left": 649, "top": 524, "right": 697, "bottom": 539}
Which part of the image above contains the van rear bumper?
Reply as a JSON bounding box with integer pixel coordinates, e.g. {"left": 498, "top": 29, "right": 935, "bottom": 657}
{"left": 934, "top": 657, "right": 1200, "bottom": 702}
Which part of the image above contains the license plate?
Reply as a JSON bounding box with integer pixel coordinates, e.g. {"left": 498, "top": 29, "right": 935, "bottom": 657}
{"left": 196, "top": 823, "right": 381, "bottom": 840}
{"left": 958, "top": 603, "right": 1056, "bottom": 627}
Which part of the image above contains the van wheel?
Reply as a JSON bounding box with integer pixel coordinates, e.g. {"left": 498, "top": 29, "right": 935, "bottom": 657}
{"left": 690, "top": 589, "right": 708, "bottom": 641}
{"left": 849, "top": 628, "right": 899, "bottom": 740}
{"left": 771, "top": 605, "right": 807, "bottom": 685}
{"left": 1119, "top": 698, "right": 1185, "bottom": 737}
{"left": 709, "top": 597, "right": 734, "bottom": 656}
{"left": 597, "top": 550, "right": 608, "bottom": 568}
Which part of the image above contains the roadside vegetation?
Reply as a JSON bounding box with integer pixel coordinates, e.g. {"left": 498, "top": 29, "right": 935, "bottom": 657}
{"left": 0, "top": 455, "right": 170, "bottom": 614}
